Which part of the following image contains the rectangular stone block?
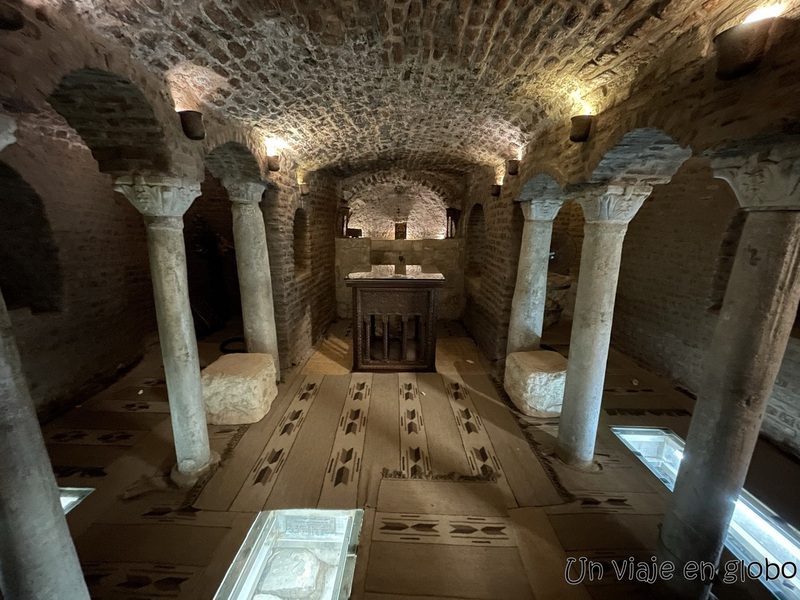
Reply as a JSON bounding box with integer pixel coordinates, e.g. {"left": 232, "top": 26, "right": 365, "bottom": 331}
{"left": 504, "top": 350, "right": 568, "bottom": 417}
{"left": 202, "top": 353, "right": 277, "bottom": 425}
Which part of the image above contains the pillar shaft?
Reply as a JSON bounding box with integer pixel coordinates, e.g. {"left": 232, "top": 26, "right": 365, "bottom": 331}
{"left": 115, "top": 176, "right": 211, "bottom": 477}
{"left": 507, "top": 198, "right": 563, "bottom": 355}
{"left": 556, "top": 185, "right": 651, "bottom": 468}
{"left": 0, "top": 115, "right": 90, "bottom": 599}
{"left": 1, "top": 287, "right": 90, "bottom": 600}
{"left": 145, "top": 216, "right": 211, "bottom": 473}
{"left": 656, "top": 149, "right": 800, "bottom": 599}
{"left": 225, "top": 181, "right": 280, "bottom": 376}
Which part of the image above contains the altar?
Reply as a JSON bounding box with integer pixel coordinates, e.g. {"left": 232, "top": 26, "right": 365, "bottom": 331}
{"left": 345, "top": 265, "right": 445, "bottom": 372}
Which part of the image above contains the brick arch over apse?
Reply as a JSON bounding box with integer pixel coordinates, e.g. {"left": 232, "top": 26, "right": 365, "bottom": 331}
{"left": 0, "top": 160, "right": 63, "bottom": 314}
{"left": 347, "top": 180, "right": 447, "bottom": 240}
{"left": 0, "top": 3, "right": 201, "bottom": 179}
{"left": 343, "top": 170, "right": 463, "bottom": 209}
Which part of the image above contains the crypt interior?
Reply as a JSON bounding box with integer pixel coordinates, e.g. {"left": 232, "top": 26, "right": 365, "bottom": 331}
{"left": 2, "top": 1, "right": 800, "bottom": 599}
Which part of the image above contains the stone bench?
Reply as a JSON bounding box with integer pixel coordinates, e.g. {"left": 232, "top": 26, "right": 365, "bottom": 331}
{"left": 504, "top": 350, "right": 568, "bottom": 417}
{"left": 201, "top": 353, "right": 277, "bottom": 425}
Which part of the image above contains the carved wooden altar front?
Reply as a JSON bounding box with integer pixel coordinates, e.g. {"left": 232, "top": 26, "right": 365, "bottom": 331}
{"left": 345, "top": 268, "right": 445, "bottom": 372}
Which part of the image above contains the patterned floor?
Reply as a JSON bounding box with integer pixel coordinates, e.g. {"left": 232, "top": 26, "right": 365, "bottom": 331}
{"left": 45, "top": 320, "right": 798, "bottom": 600}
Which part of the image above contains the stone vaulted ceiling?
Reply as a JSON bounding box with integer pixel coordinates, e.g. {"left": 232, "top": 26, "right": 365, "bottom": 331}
{"left": 40, "top": 0, "right": 778, "bottom": 176}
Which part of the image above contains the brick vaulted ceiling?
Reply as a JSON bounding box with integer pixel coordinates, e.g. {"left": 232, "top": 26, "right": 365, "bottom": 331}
{"left": 37, "top": 0, "right": 787, "bottom": 175}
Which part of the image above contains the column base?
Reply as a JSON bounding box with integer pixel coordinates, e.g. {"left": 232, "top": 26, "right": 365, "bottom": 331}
{"left": 554, "top": 443, "right": 602, "bottom": 472}
{"left": 170, "top": 451, "right": 221, "bottom": 489}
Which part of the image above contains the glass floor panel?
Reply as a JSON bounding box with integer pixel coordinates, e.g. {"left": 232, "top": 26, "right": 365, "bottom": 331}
{"left": 214, "top": 509, "right": 363, "bottom": 600}
{"left": 611, "top": 426, "right": 800, "bottom": 599}
{"left": 59, "top": 487, "right": 93, "bottom": 514}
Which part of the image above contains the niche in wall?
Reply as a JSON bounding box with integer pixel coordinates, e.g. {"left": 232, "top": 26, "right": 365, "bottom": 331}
{"left": 0, "top": 161, "right": 63, "bottom": 313}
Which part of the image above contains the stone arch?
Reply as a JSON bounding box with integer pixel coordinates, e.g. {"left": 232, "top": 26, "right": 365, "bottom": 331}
{"left": 465, "top": 203, "right": 486, "bottom": 278}
{"left": 293, "top": 207, "right": 311, "bottom": 274}
{"left": 0, "top": 160, "right": 63, "bottom": 313}
{"left": 48, "top": 67, "right": 172, "bottom": 176}
{"left": 589, "top": 127, "right": 692, "bottom": 185}
{"left": 204, "top": 141, "right": 262, "bottom": 183}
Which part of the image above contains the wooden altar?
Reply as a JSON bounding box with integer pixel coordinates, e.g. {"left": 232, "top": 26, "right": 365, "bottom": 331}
{"left": 345, "top": 266, "right": 445, "bottom": 372}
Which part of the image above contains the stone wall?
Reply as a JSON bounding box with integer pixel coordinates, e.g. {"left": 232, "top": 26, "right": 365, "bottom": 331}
{"left": 334, "top": 238, "right": 465, "bottom": 320}
{"left": 0, "top": 112, "right": 155, "bottom": 417}
{"left": 263, "top": 163, "right": 338, "bottom": 369}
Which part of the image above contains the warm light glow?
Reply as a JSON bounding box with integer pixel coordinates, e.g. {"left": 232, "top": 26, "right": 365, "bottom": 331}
{"left": 744, "top": 3, "right": 785, "bottom": 22}
{"left": 571, "top": 89, "right": 593, "bottom": 115}
{"left": 265, "top": 137, "right": 288, "bottom": 156}
{"left": 516, "top": 146, "right": 524, "bottom": 160}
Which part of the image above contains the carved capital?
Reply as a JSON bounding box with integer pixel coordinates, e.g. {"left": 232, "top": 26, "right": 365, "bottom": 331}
{"left": 520, "top": 197, "right": 564, "bottom": 222}
{"left": 577, "top": 184, "right": 653, "bottom": 223}
{"left": 0, "top": 113, "right": 17, "bottom": 152}
{"left": 114, "top": 175, "right": 201, "bottom": 217}
{"left": 712, "top": 149, "right": 800, "bottom": 210}
{"left": 222, "top": 179, "right": 266, "bottom": 204}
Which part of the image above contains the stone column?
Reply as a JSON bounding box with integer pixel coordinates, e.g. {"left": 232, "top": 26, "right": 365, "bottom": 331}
{"left": 114, "top": 175, "right": 214, "bottom": 484}
{"left": 507, "top": 197, "right": 564, "bottom": 354}
{"left": 556, "top": 184, "right": 652, "bottom": 469}
{"left": 223, "top": 180, "right": 280, "bottom": 377}
{"left": 656, "top": 150, "right": 800, "bottom": 600}
{"left": 0, "top": 115, "right": 91, "bottom": 599}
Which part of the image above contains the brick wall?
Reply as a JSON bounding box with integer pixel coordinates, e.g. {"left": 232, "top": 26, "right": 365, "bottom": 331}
{"left": 613, "top": 157, "right": 738, "bottom": 390}
{"left": 263, "top": 162, "right": 338, "bottom": 369}
{"left": 462, "top": 166, "right": 522, "bottom": 361}
{"left": 611, "top": 157, "right": 800, "bottom": 458}
{"left": 185, "top": 171, "right": 241, "bottom": 332}
{"left": 334, "top": 238, "right": 465, "bottom": 320}
{"left": 1, "top": 112, "right": 155, "bottom": 417}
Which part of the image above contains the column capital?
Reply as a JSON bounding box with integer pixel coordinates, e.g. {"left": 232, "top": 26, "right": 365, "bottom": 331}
{"left": 711, "top": 149, "right": 800, "bottom": 210}
{"left": 575, "top": 183, "right": 653, "bottom": 224}
{"left": 0, "top": 113, "right": 17, "bottom": 152}
{"left": 519, "top": 197, "right": 564, "bottom": 222}
{"left": 222, "top": 179, "right": 266, "bottom": 204}
{"left": 114, "top": 175, "right": 201, "bottom": 217}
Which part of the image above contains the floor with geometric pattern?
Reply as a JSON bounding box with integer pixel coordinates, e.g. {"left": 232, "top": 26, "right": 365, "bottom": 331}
{"left": 46, "top": 320, "right": 798, "bottom": 600}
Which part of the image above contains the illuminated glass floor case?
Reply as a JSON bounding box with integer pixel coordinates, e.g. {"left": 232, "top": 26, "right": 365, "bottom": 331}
{"left": 612, "top": 426, "right": 800, "bottom": 599}
{"left": 214, "top": 509, "right": 363, "bottom": 600}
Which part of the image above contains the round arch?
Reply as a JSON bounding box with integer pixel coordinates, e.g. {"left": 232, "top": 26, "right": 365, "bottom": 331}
{"left": 0, "top": 160, "right": 63, "bottom": 313}
{"left": 48, "top": 67, "right": 172, "bottom": 176}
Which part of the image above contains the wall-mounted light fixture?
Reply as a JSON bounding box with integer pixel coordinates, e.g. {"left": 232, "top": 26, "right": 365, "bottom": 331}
{"left": 569, "top": 89, "right": 595, "bottom": 143}
{"left": 299, "top": 182, "right": 310, "bottom": 196}
{"left": 506, "top": 159, "right": 520, "bottom": 176}
{"left": 178, "top": 110, "right": 205, "bottom": 140}
{"left": 265, "top": 138, "right": 286, "bottom": 172}
{"left": 570, "top": 115, "right": 594, "bottom": 143}
{"left": 713, "top": 4, "right": 785, "bottom": 80}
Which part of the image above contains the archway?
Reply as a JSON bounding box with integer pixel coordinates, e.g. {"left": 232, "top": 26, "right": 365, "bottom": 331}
{"left": 0, "top": 161, "right": 62, "bottom": 314}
